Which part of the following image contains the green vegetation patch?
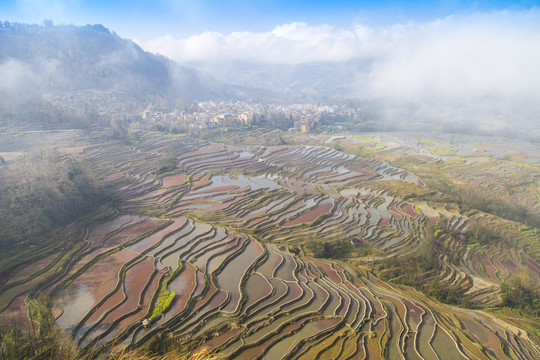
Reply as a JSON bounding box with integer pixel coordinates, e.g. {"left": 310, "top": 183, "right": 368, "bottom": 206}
{"left": 149, "top": 261, "right": 183, "bottom": 320}
{"left": 151, "top": 291, "right": 176, "bottom": 320}
{"left": 352, "top": 134, "right": 386, "bottom": 150}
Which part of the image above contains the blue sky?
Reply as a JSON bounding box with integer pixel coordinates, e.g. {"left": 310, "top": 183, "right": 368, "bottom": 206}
{"left": 1, "top": 0, "right": 539, "bottom": 39}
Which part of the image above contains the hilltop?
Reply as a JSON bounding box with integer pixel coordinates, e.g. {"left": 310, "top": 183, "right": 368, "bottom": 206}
{"left": 0, "top": 22, "right": 235, "bottom": 99}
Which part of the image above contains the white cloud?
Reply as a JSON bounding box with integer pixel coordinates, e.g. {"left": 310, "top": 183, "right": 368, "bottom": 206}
{"left": 365, "top": 12, "right": 540, "bottom": 102}
{"left": 0, "top": 59, "right": 35, "bottom": 92}
{"left": 139, "top": 22, "right": 377, "bottom": 64}
{"left": 139, "top": 10, "right": 540, "bottom": 96}
{"left": 361, "top": 10, "right": 540, "bottom": 130}
{"left": 138, "top": 10, "right": 540, "bottom": 130}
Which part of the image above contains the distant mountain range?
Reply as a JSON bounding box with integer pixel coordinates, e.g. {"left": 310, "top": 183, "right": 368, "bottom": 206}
{"left": 187, "top": 60, "right": 370, "bottom": 101}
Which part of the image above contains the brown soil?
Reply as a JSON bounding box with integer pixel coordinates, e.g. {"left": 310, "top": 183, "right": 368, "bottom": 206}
{"left": 235, "top": 315, "right": 319, "bottom": 360}
{"left": 102, "top": 172, "right": 125, "bottom": 183}
{"left": 308, "top": 258, "right": 342, "bottom": 284}
{"left": 87, "top": 215, "right": 138, "bottom": 247}
{"left": 7, "top": 253, "right": 58, "bottom": 285}
{"left": 2, "top": 292, "right": 32, "bottom": 332}
{"left": 206, "top": 290, "right": 228, "bottom": 311}
{"left": 104, "top": 219, "right": 168, "bottom": 247}
{"left": 103, "top": 257, "right": 155, "bottom": 322}
{"left": 129, "top": 218, "right": 187, "bottom": 254}
{"left": 205, "top": 327, "right": 245, "bottom": 351}
{"left": 402, "top": 203, "right": 419, "bottom": 218}
{"left": 283, "top": 200, "right": 333, "bottom": 227}
{"left": 167, "top": 262, "right": 197, "bottom": 314}
{"left": 84, "top": 288, "right": 125, "bottom": 324}
{"left": 68, "top": 249, "right": 138, "bottom": 309}
{"left": 162, "top": 174, "right": 188, "bottom": 187}
{"left": 402, "top": 298, "right": 423, "bottom": 328}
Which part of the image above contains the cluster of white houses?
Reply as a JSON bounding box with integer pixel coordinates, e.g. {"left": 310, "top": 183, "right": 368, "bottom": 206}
{"left": 141, "top": 101, "right": 349, "bottom": 133}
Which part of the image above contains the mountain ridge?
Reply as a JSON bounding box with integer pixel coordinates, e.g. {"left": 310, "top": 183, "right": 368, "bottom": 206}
{"left": 0, "top": 22, "right": 226, "bottom": 100}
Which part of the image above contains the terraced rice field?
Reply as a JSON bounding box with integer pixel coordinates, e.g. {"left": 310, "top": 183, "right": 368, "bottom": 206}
{"left": 0, "top": 130, "right": 538, "bottom": 359}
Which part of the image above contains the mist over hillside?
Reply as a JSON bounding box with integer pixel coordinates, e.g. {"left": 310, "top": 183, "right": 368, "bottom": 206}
{"left": 186, "top": 57, "right": 540, "bottom": 139}
{"left": 1, "top": 21, "right": 539, "bottom": 140}
{"left": 0, "top": 22, "right": 252, "bottom": 100}
{"left": 183, "top": 56, "right": 540, "bottom": 140}
{"left": 0, "top": 22, "right": 281, "bottom": 128}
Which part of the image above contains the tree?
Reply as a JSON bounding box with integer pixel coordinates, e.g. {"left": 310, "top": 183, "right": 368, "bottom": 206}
{"left": 0, "top": 297, "right": 80, "bottom": 359}
{"left": 154, "top": 152, "right": 177, "bottom": 175}
{"left": 306, "top": 240, "right": 353, "bottom": 259}
{"left": 111, "top": 118, "right": 130, "bottom": 145}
